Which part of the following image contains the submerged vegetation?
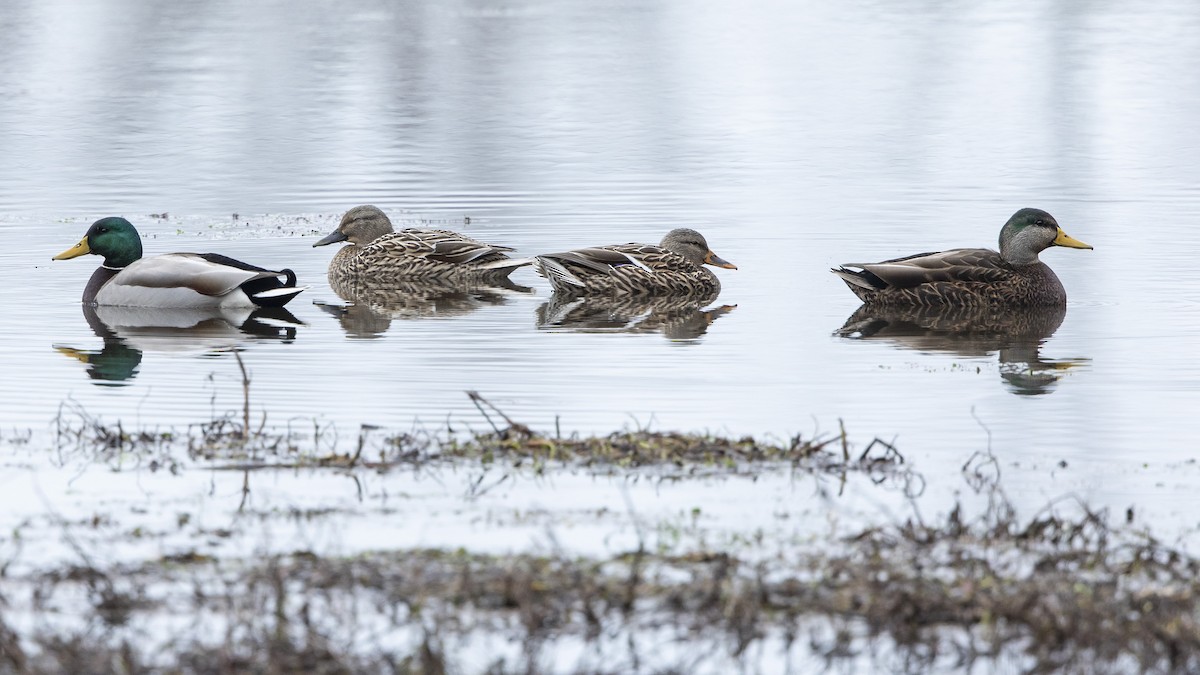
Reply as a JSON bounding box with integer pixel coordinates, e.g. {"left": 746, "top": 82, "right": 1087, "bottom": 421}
{"left": 2, "top": 376, "right": 1197, "bottom": 673}
{"left": 48, "top": 387, "right": 905, "bottom": 480}
{"left": 2, "top": 473, "right": 1198, "bottom": 673}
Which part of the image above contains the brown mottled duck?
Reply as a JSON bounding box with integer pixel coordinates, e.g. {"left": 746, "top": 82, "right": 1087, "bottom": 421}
{"left": 313, "top": 205, "right": 529, "bottom": 282}
{"left": 832, "top": 208, "right": 1091, "bottom": 306}
{"left": 533, "top": 228, "right": 737, "bottom": 296}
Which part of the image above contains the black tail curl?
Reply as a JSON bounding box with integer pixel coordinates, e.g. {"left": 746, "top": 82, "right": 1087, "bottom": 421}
{"left": 241, "top": 268, "right": 303, "bottom": 307}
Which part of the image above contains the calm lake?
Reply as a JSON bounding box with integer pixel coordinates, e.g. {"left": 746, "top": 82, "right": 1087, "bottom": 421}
{"left": 2, "top": 0, "right": 1200, "bottom": 659}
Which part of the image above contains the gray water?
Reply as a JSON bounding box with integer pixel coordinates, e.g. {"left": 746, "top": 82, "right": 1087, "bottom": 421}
{"left": 3, "top": 0, "right": 1200, "bottom": 575}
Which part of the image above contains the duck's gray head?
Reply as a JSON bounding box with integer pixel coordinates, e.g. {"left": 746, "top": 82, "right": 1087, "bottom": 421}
{"left": 660, "top": 228, "right": 737, "bottom": 269}
{"left": 998, "top": 208, "right": 1092, "bottom": 265}
{"left": 313, "top": 205, "right": 395, "bottom": 247}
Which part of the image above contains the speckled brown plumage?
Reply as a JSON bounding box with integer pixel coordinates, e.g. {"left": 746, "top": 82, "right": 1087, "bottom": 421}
{"left": 314, "top": 206, "right": 529, "bottom": 283}
{"left": 533, "top": 228, "right": 736, "bottom": 297}
{"left": 834, "top": 248, "right": 1069, "bottom": 307}
{"left": 329, "top": 228, "right": 526, "bottom": 282}
{"left": 832, "top": 208, "right": 1092, "bottom": 307}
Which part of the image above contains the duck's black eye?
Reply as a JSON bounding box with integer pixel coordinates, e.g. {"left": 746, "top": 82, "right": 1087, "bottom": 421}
{"left": 1035, "top": 219, "right": 1045, "bottom": 226}
{"left": 97, "top": 226, "right": 107, "bottom": 233}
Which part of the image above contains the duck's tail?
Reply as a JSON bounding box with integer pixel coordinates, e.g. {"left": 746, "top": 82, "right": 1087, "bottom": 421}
{"left": 247, "top": 269, "right": 308, "bottom": 307}
{"left": 475, "top": 257, "right": 534, "bottom": 278}
{"left": 532, "top": 256, "right": 585, "bottom": 292}
{"left": 830, "top": 266, "right": 878, "bottom": 291}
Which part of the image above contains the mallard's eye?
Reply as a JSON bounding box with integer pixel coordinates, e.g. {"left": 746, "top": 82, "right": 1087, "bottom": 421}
{"left": 97, "top": 227, "right": 107, "bottom": 233}
{"left": 1035, "top": 220, "right": 1044, "bottom": 226}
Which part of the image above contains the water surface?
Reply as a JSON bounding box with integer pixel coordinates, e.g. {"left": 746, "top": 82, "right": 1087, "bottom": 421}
{"left": 2, "top": 1, "right": 1200, "bottom": 557}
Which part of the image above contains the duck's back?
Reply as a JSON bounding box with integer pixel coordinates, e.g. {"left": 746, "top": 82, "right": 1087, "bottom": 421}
{"left": 330, "top": 228, "right": 520, "bottom": 281}
{"left": 834, "top": 248, "right": 1066, "bottom": 306}
{"left": 90, "top": 254, "right": 301, "bottom": 308}
{"left": 535, "top": 243, "right": 719, "bottom": 296}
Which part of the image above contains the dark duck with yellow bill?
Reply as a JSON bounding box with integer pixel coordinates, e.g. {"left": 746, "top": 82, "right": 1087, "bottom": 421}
{"left": 832, "top": 208, "right": 1092, "bottom": 306}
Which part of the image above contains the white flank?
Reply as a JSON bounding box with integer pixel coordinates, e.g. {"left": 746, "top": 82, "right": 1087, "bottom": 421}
{"left": 96, "top": 283, "right": 257, "bottom": 308}
{"left": 253, "top": 286, "right": 308, "bottom": 299}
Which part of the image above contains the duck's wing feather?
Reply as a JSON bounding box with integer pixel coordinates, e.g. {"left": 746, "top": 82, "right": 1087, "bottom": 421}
{"left": 111, "top": 254, "right": 286, "bottom": 297}
{"left": 399, "top": 227, "right": 515, "bottom": 250}
{"left": 427, "top": 239, "right": 509, "bottom": 264}
{"left": 844, "top": 248, "right": 1011, "bottom": 290}
{"left": 539, "top": 243, "right": 668, "bottom": 274}
{"left": 364, "top": 229, "right": 514, "bottom": 263}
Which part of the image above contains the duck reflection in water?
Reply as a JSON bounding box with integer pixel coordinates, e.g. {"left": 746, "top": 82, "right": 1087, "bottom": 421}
{"left": 835, "top": 304, "right": 1088, "bottom": 395}
{"left": 54, "top": 304, "right": 302, "bottom": 385}
{"left": 537, "top": 291, "right": 736, "bottom": 341}
{"left": 315, "top": 275, "right": 533, "bottom": 339}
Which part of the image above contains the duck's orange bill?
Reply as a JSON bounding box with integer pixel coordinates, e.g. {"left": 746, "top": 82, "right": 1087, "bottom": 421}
{"left": 704, "top": 250, "right": 738, "bottom": 269}
{"left": 53, "top": 238, "right": 91, "bottom": 260}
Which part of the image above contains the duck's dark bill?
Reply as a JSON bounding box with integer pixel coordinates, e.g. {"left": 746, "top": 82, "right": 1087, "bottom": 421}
{"left": 313, "top": 230, "right": 349, "bottom": 247}
{"left": 704, "top": 250, "right": 738, "bottom": 269}
{"left": 53, "top": 238, "right": 91, "bottom": 260}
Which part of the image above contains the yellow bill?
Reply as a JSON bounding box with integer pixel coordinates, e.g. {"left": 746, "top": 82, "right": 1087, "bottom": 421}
{"left": 53, "top": 238, "right": 91, "bottom": 260}
{"left": 1053, "top": 228, "right": 1092, "bottom": 250}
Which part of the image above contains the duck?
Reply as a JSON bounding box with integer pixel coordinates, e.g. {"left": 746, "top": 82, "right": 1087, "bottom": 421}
{"left": 53, "top": 217, "right": 305, "bottom": 308}
{"left": 312, "top": 205, "right": 530, "bottom": 282}
{"left": 533, "top": 228, "right": 737, "bottom": 296}
{"left": 831, "top": 208, "right": 1092, "bottom": 306}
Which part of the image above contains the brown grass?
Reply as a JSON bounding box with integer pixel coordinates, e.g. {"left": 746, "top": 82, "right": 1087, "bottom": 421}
{"left": 4, "top": 490, "right": 1198, "bottom": 674}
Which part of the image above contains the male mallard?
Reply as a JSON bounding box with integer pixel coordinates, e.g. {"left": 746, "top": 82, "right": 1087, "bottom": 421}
{"left": 54, "top": 217, "right": 305, "bottom": 308}
{"left": 312, "top": 205, "right": 529, "bottom": 281}
{"left": 533, "top": 228, "right": 737, "bottom": 296}
{"left": 832, "top": 208, "right": 1092, "bottom": 306}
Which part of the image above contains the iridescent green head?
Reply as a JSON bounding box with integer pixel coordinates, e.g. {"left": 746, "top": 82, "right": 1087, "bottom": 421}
{"left": 998, "top": 208, "right": 1091, "bottom": 265}
{"left": 53, "top": 217, "right": 144, "bottom": 268}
